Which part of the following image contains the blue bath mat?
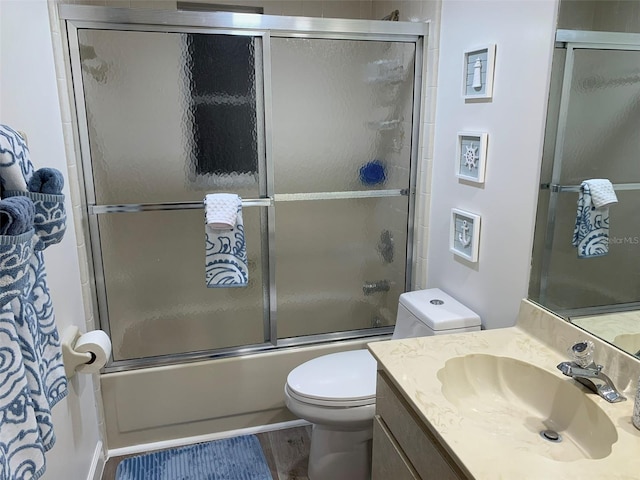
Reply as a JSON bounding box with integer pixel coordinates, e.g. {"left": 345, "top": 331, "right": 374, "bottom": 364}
{"left": 115, "top": 434, "right": 272, "bottom": 480}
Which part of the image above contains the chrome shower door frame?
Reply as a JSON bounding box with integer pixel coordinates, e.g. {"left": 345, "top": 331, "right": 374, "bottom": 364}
{"left": 60, "top": 5, "right": 428, "bottom": 371}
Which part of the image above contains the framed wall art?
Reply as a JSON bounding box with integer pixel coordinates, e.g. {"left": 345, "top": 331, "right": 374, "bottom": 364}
{"left": 450, "top": 208, "right": 481, "bottom": 263}
{"left": 463, "top": 44, "right": 496, "bottom": 100}
{"left": 456, "top": 131, "right": 488, "bottom": 184}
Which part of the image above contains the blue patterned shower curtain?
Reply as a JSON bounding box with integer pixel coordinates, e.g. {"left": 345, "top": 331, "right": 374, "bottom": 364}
{"left": 0, "top": 125, "right": 68, "bottom": 480}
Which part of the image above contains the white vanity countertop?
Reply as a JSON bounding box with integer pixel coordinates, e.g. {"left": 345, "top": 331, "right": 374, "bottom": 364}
{"left": 368, "top": 302, "right": 640, "bottom": 480}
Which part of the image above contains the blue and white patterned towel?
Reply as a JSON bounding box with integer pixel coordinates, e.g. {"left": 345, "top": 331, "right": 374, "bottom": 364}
{"left": 572, "top": 179, "right": 618, "bottom": 258}
{"left": 0, "top": 300, "right": 48, "bottom": 480}
{"left": 0, "top": 124, "right": 67, "bottom": 480}
{"left": 4, "top": 191, "right": 67, "bottom": 251}
{"left": 0, "top": 230, "right": 35, "bottom": 307}
{"left": 0, "top": 126, "right": 30, "bottom": 194}
{"left": 205, "top": 199, "right": 248, "bottom": 288}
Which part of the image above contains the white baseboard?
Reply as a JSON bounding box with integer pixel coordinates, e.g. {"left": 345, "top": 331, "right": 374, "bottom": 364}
{"left": 88, "top": 441, "right": 105, "bottom": 480}
{"left": 107, "top": 419, "right": 310, "bottom": 459}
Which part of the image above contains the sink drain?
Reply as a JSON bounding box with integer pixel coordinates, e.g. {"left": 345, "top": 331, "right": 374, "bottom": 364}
{"left": 540, "top": 429, "right": 562, "bottom": 443}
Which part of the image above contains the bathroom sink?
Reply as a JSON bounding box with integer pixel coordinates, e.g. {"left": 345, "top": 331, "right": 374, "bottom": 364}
{"left": 437, "top": 354, "right": 618, "bottom": 461}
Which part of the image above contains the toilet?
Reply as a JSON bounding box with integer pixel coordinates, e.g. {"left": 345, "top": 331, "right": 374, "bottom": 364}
{"left": 284, "top": 288, "right": 481, "bottom": 480}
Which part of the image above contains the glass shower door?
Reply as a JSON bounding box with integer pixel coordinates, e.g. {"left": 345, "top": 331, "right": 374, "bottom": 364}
{"left": 65, "top": 11, "right": 425, "bottom": 368}
{"left": 76, "top": 28, "right": 268, "bottom": 361}
{"left": 270, "top": 38, "right": 416, "bottom": 339}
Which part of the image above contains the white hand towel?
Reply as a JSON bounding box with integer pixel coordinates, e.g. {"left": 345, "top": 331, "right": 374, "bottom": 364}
{"left": 205, "top": 193, "right": 241, "bottom": 230}
{"left": 584, "top": 179, "right": 618, "bottom": 208}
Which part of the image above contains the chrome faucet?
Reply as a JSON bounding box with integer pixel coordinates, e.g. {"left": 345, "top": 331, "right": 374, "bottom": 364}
{"left": 556, "top": 341, "right": 626, "bottom": 403}
{"left": 362, "top": 280, "right": 391, "bottom": 296}
{"left": 377, "top": 230, "right": 394, "bottom": 264}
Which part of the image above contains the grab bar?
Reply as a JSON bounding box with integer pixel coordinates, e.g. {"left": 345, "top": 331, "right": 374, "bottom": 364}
{"left": 541, "top": 182, "right": 640, "bottom": 193}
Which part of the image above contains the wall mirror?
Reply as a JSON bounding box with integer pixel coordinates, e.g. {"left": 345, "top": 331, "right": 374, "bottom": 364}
{"left": 529, "top": 1, "right": 640, "bottom": 358}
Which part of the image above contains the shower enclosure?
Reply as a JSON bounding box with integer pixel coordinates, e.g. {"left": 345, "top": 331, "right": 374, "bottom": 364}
{"left": 61, "top": 6, "right": 426, "bottom": 371}
{"left": 530, "top": 29, "right": 640, "bottom": 316}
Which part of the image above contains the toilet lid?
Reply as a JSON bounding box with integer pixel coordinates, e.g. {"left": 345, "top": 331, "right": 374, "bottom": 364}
{"left": 286, "top": 350, "right": 377, "bottom": 405}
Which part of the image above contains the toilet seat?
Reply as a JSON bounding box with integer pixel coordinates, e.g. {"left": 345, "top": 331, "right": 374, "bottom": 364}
{"left": 284, "top": 385, "right": 376, "bottom": 428}
{"left": 286, "top": 350, "right": 377, "bottom": 407}
{"left": 285, "top": 384, "right": 374, "bottom": 408}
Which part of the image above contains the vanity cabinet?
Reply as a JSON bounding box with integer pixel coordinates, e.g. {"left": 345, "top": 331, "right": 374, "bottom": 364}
{"left": 372, "top": 371, "right": 469, "bottom": 480}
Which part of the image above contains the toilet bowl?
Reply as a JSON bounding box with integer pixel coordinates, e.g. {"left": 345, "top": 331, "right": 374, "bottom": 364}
{"left": 284, "top": 288, "right": 481, "bottom": 480}
{"left": 285, "top": 350, "right": 377, "bottom": 480}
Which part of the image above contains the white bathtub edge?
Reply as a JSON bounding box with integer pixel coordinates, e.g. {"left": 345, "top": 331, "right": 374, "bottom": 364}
{"left": 107, "top": 418, "right": 311, "bottom": 459}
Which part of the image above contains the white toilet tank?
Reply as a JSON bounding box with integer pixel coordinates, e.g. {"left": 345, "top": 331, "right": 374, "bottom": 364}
{"left": 392, "top": 288, "right": 481, "bottom": 339}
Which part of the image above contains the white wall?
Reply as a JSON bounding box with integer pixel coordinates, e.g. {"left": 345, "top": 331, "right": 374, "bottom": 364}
{"left": 426, "top": 0, "right": 559, "bottom": 329}
{"left": 0, "top": 1, "right": 102, "bottom": 479}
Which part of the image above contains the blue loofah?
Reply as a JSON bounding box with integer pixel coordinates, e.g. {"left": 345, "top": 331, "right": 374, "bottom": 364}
{"left": 359, "top": 160, "right": 387, "bottom": 185}
{"left": 28, "top": 167, "right": 64, "bottom": 194}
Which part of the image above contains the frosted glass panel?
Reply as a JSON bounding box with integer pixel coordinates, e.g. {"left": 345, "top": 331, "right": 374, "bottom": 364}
{"left": 560, "top": 49, "right": 640, "bottom": 184}
{"left": 99, "top": 209, "right": 264, "bottom": 360}
{"left": 275, "top": 197, "right": 408, "bottom": 338}
{"left": 78, "top": 29, "right": 261, "bottom": 204}
{"left": 271, "top": 38, "right": 415, "bottom": 194}
{"left": 544, "top": 190, "right": 640, "bottom": 310}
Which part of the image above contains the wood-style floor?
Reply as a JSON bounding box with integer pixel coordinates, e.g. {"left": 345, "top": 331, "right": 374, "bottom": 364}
{"left": 101, "top": 425, "right": 312, "bottom": 480}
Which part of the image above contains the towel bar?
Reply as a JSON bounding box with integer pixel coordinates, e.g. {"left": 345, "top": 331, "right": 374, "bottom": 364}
{"left": 274, "top": 189, "right": 408, "bottom": 202}
{"left": 90, "top": 198, "right": 272, "bottom": 214}
{"left": 90, "top": 189, "right": 409, "bottom": 214}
